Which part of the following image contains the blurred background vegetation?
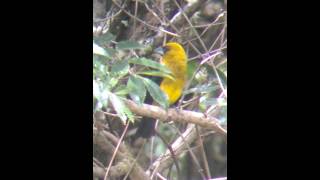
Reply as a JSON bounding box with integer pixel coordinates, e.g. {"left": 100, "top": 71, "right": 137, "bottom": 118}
{"left": 93, "top": 0, "right": 227, "bottom": 179}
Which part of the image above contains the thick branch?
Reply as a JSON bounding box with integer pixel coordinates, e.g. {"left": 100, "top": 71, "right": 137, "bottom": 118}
{"left": 93, "top": 160, "right": 106, "bottom": 179}
{"left": 124, "top": 99, "right": 227, "bottom": 136}
{"left": 93, "top": 127, "right": 150, "bottom": 180}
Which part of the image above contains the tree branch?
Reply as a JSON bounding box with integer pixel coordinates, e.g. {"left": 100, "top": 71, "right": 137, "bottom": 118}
{"left": 124, "top": 99, "right": 227, "bottom": 136}
{"left": 93, "top": 127, "right": 150, "bottom": 180}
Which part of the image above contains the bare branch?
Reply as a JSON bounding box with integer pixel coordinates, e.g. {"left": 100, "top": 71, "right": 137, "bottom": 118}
{"left": 124, "top": 99, "right": 227, "bottom": 136}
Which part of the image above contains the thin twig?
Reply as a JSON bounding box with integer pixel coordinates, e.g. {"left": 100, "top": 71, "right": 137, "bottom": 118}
{"left": 173, "top": 125, "right": 207, "bottom": 180}
{"left": 155, "top": 130, "right": 181, "bottom": 180}
{"left": 103, "top": 111, "right": 119, "bottom": 117}
{"left": 104, "top": 122, "right": 130, "bottom": 180}
{"left": 176, "top": 44, "right": 225, "bottom": 110}
{"left": 131, "top": 0, "right": 139, "bottom": 40}
{"left": 172, "top": 0, "right": 208, "bottom": 52}
{"left": 150, "top": 0, "right": 203, "bottom": 56}
{"left": 196, "top": 126, "right": 212, "bottom": 178}
{"left": 216, "top": 58, "right": 227, "bottom": 68}
{"left": 144, "top": 2, "right": 165, "bottom": 25}
{"left": 93, "top": 8, "right": 123, "bottom": 23}
{"left": 149, "top": 124, "right": 197, "bottom": 178}
{"left": 188, "top": 46, "right": 227, "bottom": 61}
{"left": 111, "top": 0, "right": 179, "bottom": 37}
{"left": 208, "top": 60, "right": 227, "bottom": 98}
{"left": 209, "top": 14, "right": 227, "bottom": 52}
{"left": 200, "top": 12, "right": 226, "bottom": 37}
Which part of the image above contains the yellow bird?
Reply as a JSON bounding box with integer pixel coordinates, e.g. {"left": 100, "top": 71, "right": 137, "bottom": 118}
{"left": 136, "top": 42, "right": 188, "bottom": 138}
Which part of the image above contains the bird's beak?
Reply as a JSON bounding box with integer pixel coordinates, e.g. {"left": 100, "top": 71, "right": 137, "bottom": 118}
{"left": 154, "top": 47, "right": 164, "bottom": 55}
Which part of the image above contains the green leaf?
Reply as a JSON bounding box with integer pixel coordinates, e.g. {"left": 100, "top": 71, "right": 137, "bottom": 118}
{"left": 127, "top": 75, "right": 146, "bottom": 105}
{"left": 93, "top": 42, "right": 110, "bottom": 58}
{"left": 187, "top": 61, "right": 198, "bottom": 80}
{"left": 104, "top": 47, "right": 116, "bottom": 57}
{"left": 108, "top": 92, "right": 128, "bottom": 123}
{"left": 129, "top": 58, "right": 171, "bottom": 74}
{"left": 108, "top": 77, "right": 119, "bottom": 89}
{"left": 109, "top": 92, "right": 135, "bottom": 123}
{"left": 199, "top": 95, "right": 209, "bottom": 112}
{"left": 111, "top": 60, "right": 129, "bottom": 78}
{"left": 117, "top": 40, "right": 145, "bottom": 50}
{"left": 139, "top": 75, "right": 169, "bottom": 109}
{"left": 93, "top": 80, "right": 109, "bottom": 109}
{"left": 137, "top": 70, "right": 175, "bottom": 81}
{"left": 93, "top": 32, "right": 115, "bottom": 45}
{"left": 114, "top": 84, "right": 130, "bottom": 97}
{"left": 93, "top": 56, "right": 109, "bottom": 80}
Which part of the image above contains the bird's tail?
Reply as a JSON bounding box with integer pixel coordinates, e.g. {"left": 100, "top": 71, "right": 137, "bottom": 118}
{"left": 134, "top": 76, "right": 161, "bottom": 138}
{"left": 135, "top": 117, "right": 156, "bottom": 138}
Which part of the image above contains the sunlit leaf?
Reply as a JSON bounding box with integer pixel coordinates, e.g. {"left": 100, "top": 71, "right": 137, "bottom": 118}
{"left": 195, "top": 67, "right": 208, "bottom": 83}
{"left": 137, "top": 70, "right": 174, "bottom": 81}
{"left": 93, "top": 80, "right": 109, "bottom": 108}
{"left": 114, "top": 84, "right": 130, "bottom": 97}
{"left": 93, "top": 80, "right": 100, "bottom": 98}
{"left": 109, "top": 92, "right": 135, "bottom": 123}
{"left": 108, "top": 92, "right": 127, "bottom": 123}
{"left": 199, "top": 95, "right": 209, "bottom": 112}
{"left": 108, "top": 77, "right": 119, "bottom": 89}
{"left": 93, "top": 42, "right": 110, "bottom": 58}
{"left": 93, "top": 57, "right": 109, "bottom": 80}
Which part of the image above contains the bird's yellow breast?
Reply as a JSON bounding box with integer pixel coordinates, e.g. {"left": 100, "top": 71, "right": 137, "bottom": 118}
{"left": 160, "top": 42, "right": 187, "bottom": 105}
